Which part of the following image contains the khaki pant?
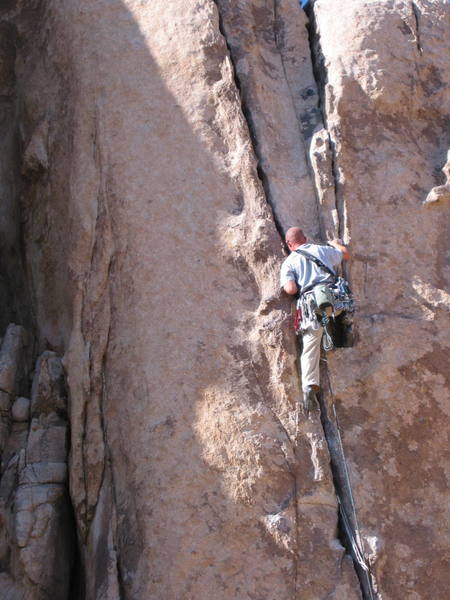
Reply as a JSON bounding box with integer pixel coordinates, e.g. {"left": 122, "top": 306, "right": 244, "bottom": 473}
{"left": 300, "top": 326, "right": 323, "bottom": 391}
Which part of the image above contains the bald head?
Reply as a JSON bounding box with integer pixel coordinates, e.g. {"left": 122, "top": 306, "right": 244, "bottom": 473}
{"left": 285, "top": 227, "right": 306, "bottom": 250}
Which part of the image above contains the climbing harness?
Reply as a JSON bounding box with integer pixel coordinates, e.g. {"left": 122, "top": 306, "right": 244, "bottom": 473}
{"left": 293, "top": 247, "right": 355, "bottom": 351}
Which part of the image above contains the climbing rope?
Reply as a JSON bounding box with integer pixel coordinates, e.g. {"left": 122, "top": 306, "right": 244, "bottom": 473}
{"left": 338, "top": 496, "right": 369, "bottom": 572}
{"left": 325, "top": 370, "right": 376, "bottom": 600}
{"left": 332, "top": 401, "right": 363, "bottom": 549}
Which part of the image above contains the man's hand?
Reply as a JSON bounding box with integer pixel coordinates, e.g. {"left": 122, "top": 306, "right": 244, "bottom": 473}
{"left": 283, "top": 280, "right": 298, "bottom": 295}
{"left": 329, "top": 239, "right": 350, "bottom": 260}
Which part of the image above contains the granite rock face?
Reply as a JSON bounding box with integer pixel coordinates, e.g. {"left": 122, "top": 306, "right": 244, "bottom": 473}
{"left": 0, "top": 0, "right": 448, "bottom": 599}
{"left": 310, "top": 1, "right": 450, "bottom": 598}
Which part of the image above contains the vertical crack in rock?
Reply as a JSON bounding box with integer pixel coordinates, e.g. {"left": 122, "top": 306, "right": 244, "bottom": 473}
{"left": 211, "top": 0, "right": 286, "bottom": 240}
{"left": 210, "top": 2, "right": 321, "bottom": 592}
{"left": 411, "top": 2, "right": 423, "bottom": 55}
{"left": 4, "top": 0, "right": 447, "bottom": 596}
{"left": 212, "top": 2, "right": 365, "bottom": 598}
{"left": 75, "top": 111, "right": 114, "bottom": 541}
{"left": 211, "top": 2, "right": 372, "bottom": 597}
{"left": 325, "top": 134, "right": 342, "bottom": 241}
{"left": 305, "top": 4, "right": 345, "bottom": 243}
{"left": 211, "top": 1, "right": 319, "bottom": 593}
{"left": 320, "top": 370, "right": 376, "bottom": 600}
{"left": 272, "top": 0, "right": 332, "bottom": 242}
{"left": 303, "top": 4, "right": 377, "bottom": 599}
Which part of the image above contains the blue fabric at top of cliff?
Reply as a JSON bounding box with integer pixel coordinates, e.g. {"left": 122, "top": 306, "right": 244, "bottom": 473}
{"left": 301, "top": 0, "right": 310, "bottom": 6}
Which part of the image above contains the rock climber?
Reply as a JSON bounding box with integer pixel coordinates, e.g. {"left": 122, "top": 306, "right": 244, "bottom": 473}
{"left": 280, "top": 226, "right": 350, "bottom": 411}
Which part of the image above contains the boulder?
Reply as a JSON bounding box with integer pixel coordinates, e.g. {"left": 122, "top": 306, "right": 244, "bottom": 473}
{"left": 11, "top": 397, "right": 30, "bottom": 423}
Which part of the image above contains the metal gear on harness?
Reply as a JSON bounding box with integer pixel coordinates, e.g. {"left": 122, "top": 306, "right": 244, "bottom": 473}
{"left": 321, "top": 314, "right": 335, "bottom": 351}
{"left": 293, "top": 247, "right": 356, "bottom": 351}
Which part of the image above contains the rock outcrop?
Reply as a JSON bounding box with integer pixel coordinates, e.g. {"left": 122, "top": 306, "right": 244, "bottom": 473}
{"left": 0, "top": 0, "right": 448, "bottom": 599}
{"left": 0, "top": 326, "right": 74, "bottom": 599}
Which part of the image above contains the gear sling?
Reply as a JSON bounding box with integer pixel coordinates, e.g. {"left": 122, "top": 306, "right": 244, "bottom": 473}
{"left": 293, "top": 248, "right": 355, "bottom": 351}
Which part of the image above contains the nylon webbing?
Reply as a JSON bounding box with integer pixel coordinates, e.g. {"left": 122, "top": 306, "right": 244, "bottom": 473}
{"left": 295, "top": 248, "right": 337, "bottom": 296}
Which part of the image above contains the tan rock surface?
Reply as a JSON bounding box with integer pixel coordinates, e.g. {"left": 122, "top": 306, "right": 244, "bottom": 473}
{"left": 0, "top": 0, "right": 447, "bottom": 599}
{"left": 12, "top": 0, "right": 359, "bottom": 598}
{"left": 311, "top": 0, "right": 450, "bottom": 597}
{"left": 215, "top": 0, "right": 322, "bottom": 236}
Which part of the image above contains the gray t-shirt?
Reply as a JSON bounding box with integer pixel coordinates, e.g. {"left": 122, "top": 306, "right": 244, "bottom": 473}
{"left": 280, "top": 243, "right": 343, "bottom": 292}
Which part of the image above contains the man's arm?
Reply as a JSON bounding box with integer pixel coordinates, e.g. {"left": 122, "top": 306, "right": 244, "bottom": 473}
{"left": 280, "top": 259, "right": 298, "bottom": 295}
{"left": 328, "top": 239, "right": 350, "bottom": 261}
{"left": 283, "top": 280, "right": 298, "bottom": 295}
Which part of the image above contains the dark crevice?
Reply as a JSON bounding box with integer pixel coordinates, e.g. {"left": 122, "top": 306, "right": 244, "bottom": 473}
{"left": 105, "top": 421, "right": 142, "bottom": 600}
{"left": 327, "top": 137, "right": 344, "bottom": 241}
{"left": 411, "top": 2, "right": 423, "bottom": 55}
{"left": 329, "top": 312, "right": 355, "bottom": 349}
{"left": 0, "top": 19, "right": 35, "bottom": 335}
{"left": 304, "top": 3, "right": 326, "bottom": 103}
{"left": 116, "top": 553, "right": 126, "bottom": 599}
{"left": 304, "top": 2, "right": 353, "bottom": 337}
{"left": 68, "top": 529, "right": 85, "bottom": 600}
{"left": 304, "top": 4, "right": 345, "bottom": 243}
{"left": 301, "top": 2, "right": 332, "bottom": 245}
